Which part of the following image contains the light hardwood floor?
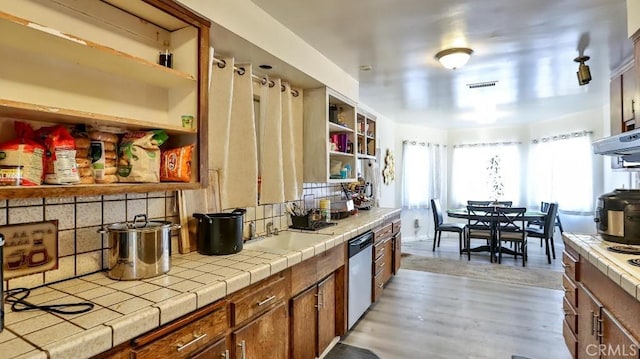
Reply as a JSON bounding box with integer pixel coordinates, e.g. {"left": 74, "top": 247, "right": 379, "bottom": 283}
{"left": 342, "top": 234, "right": 571, "bottom": 359}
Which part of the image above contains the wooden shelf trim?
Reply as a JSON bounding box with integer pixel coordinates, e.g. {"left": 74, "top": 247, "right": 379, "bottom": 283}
{"left": 0, "top": 100, "right": 196, "bottom": 135}
{"left": 329, "top": 151, "right": 355, "bottom": 157}
{"left": 0, "top": 11, "right": 196, "bottom": 89}
{"left": 328, "top": 122, "right": 354, "bottom": 133}
{"left": 0, "top": 182, "right": 201, "bottom": 200}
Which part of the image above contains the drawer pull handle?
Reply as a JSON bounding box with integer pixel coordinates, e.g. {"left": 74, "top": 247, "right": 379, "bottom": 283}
{"left": 378, "top": 283, "right": 383, "bottom": 289}
{"left": 238, "top": 340, "right": 246, "bottom": 359}
{"left": 176, "top": 333, "right": 207, "bottom": 352}
{"left": 257, "top": 295, "right": 277, "bottom": 306}
{"left": 222, "top": 349, "right": 230, "bottom": 359}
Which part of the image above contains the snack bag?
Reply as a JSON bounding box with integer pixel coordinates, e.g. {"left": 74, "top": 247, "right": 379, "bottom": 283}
{"left": 117, "top": 130, "right": 168, "bottom": 183}
{"left": 160, "top": 144, "right": 194, "bottom": 182}
{"left": 36, "top": 125, "right": 80, "bottom": 184}
{"left": 0, "top": 122, "right": 45, "bottom": 186}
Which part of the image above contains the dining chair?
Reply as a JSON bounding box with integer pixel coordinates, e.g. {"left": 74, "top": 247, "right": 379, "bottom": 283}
{"left": 528, "top": 201, "right": 564, "bottom": 246}
{"left": 431, "top": 198, "right": 466, "bottom": 254}
{"left": 465, "top": 205, "right": 496, "bottom": 261}
{"left": 467, "top": 200, "right": 492, "bottom": 206}
{"left": 495, "top": 207, "right": 527, "bottom": 267}
{"left": 494, "top": 201, "right": 513, "bottom": 207}
{"left": 526, "top": 202, "right": 559, "bottom": 264}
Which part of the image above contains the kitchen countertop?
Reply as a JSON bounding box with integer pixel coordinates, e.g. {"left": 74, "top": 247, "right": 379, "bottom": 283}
{"left": 563, "top": 232, "right": 640, "bottom": 302}
{"left": 1, "top": 207, "right": 401, "bottom": 359}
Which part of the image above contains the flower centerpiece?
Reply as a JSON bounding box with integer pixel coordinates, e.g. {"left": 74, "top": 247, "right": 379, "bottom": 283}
{"left": 487, "top": 154, "right": 504, "bottom": 203}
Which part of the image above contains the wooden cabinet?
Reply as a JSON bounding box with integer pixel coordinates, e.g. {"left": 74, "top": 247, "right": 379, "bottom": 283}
{"left": 372, "top": 223, "right": 393, "bottom": 303}
{"left": 0, "top": 0, "right": 210, "bottom": 199}
{"left": 130, "top": 301, "right": 228, "bottom": 359}
{"left": 356, "top": 110, "right": 376, "bottom": 159}
{"left": 622, "top": 66, "right": 638, "bottom": 132}
{"left": 290, "top": 245, "right": 345, "bottom": 358}
{"left": 392, "top": 219, "right": 402, "bottom": 274}
{"left": 303, "top": 87, "right": 357, "bottom": 183}
{"left": 191, "top": 338, "right": 229, "bottom": 359}
{"left": 290, "top": 273, "right": 337, "bottom": 359}
{"left": 232, "top": 302, "right": 288, "bottom": 359}
{"left": 563, "top": 237, "right": 640, "bottom": 358}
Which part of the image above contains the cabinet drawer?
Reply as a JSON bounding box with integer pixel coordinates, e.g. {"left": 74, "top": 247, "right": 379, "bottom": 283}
{"left": 317, "top": 244, "right": 345, "bottom": 280}
{"left": 374, "top": 240, "right": 387, "bottom": 260}
{"left": 374, "top": 253, "right": 386, "bottom": 276}
{"left": 230, "top": 274, "right": 289, "bottom": 327}
{"left": 392, "top": 219, "right": 401, "bottom": 234}
{"left": 373, "top": 224, "right": 393, "bottom": 244}
{"left": 563, "top": 273, "right": 578, "bottom": 308}
{"left": 562, "top": 319, "right": 578, "bottom": 359}
{"left": 373, "top": 271, "right": 384, "bottom": 302}
{"left": 562, "top": 250, "right": 580, "bottom": 282}
{"left": 563, "top": 297, "right": 578, "bottom": 334}
{"left": 131, "top": 303, "right": 228, "bottom": 359}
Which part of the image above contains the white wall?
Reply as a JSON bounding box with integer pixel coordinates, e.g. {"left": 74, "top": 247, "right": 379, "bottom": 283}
{"left": 178, "top": 0, "right": 359, "bottom": 100}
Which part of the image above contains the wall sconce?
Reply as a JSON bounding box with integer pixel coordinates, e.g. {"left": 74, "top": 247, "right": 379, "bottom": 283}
{"left": 574, "top": 56, "right": 591, "bottom": 86}
{"left": 435, "top": 48, "right": 474, "bottom": 70}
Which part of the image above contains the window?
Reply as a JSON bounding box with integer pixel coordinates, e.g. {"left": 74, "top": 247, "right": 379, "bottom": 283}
{"left": 401, "top": 141, "right": 447, "bottom": 209}
{"left": 528, "top": 132, "right": 593, "bottom": 214}
{"left": 450, "top": 143, "right": 521, "bottom": 207}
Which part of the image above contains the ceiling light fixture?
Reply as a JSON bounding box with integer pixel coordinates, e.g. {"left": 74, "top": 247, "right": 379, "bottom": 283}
{"left": 574, "top": 56, "right": 591, "bottom": 86}
{"left": 435, "top": 47, "right": 473, "bottom": 70}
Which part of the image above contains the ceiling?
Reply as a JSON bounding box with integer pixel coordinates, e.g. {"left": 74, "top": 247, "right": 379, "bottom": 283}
{"left": 244, "top": 0, "right": 634, "bottom": 129}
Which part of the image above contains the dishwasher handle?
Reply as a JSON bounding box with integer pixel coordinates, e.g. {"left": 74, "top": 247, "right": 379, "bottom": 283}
{"left": 348, "top": 232, "right": 373, "bottom": 257}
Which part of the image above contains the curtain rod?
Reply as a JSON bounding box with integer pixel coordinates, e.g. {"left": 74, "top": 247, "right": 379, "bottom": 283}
{"left": 453, "top": 141, "right": 522, "bottom": 148}
{"left": 531, "top": 130, "right": 593, "bottom": 144}
{"left": 212, "top": 57, "right": 299, "bottom": 97}
{"left": 402, "top": 140, "right": 446, "bottom": 147}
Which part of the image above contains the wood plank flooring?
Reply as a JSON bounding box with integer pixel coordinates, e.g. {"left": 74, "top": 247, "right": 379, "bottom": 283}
{"left": 341, "top": 234, "right": 570, "bottom": 359}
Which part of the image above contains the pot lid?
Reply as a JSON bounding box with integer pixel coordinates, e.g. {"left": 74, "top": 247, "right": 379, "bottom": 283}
{"left": 104, "top": 214, "right": 172, "bottom": 232}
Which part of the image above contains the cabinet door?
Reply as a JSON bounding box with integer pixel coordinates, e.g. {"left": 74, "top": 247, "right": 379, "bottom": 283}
{"left": 290, "top": 286, "right": 317, "bottom": 359}
{"left": 601, "top": 308, "right": 640, "bottom": 358}
{"left": 623, "top": 67, "right": 638, "bottom": 128}
{"left": 381, "top": 238, "right": 393, "bottom": 284}
{"left": 577, "top": 285, "right": 603, "bottom": 358}
{"left": 393, "top": 233, "right": 402, "bottom": 275}
{"left": 191, "top": 337, "right": 229, "bottom": 359}
{"left": 233, "top": 302, "right": 288, "bottom": 359}
{"left": 317, "top": 273, "right": 336, "bottom": 356}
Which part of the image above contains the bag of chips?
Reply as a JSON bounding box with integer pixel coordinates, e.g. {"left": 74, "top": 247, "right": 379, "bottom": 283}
{"left": 160, "top": 144, "right": 194, "bottom": 182}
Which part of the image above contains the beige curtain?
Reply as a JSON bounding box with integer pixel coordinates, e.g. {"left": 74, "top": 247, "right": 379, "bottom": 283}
{"left": 291, "top": 88, "right": 304, "bottom": 197}
{"left": 259, "top": 78, "right": 285, "bottom": 203}
{"left": 208, "top": 55, "right": 234, "bottom": 173}
{"left": 281, "top": 82, "right": 299, "bottom": 201}
{"left": 221, "top": 64, "right": 258, "bottom": 209}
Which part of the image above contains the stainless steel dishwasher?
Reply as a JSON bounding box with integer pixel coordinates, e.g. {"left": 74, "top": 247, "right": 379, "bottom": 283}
{"left": 348, "top": 231, "right": 373, "bottom": 330}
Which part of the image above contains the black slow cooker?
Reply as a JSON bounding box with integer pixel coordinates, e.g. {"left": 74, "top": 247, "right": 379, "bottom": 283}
{"left": 595, "top": 189, "right": 640, "bottom": 244}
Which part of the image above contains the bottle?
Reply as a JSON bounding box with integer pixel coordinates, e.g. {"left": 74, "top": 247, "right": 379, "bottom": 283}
{"left": 319, "top": 199, "right": 331, "bottom": 222}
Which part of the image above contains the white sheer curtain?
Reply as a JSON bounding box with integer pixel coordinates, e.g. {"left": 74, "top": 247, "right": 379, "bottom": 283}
{"left": 401, "top": 141, "right": 447, "bottom": 209}
{"left": 450, "top": 142, "right": 521, "bottom": 207}
{"left": 528, "top": 131, "right": 593, "bottom": 214}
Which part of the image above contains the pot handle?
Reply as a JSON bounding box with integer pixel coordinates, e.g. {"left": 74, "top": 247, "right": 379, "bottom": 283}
{"left": 132, "top": 214, "right": 148, "bottom": 229}
{"left": 170, "top": 224, "right": 182, "bottom": 231}
{"left": 193, "top": 213, "right": 213, "bottom": 223}
{"left": 232, "top": 208, "right": 247, "bottom": 215}
{"left": 97, "top": 228, "right": 107, "bottom": 234}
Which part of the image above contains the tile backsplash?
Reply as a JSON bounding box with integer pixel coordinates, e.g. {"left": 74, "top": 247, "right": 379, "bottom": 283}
{"left": 1, "top": 182, "right": 348, "bottom": 289}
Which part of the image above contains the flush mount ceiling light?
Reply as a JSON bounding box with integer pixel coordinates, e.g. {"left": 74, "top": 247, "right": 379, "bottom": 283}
{"left": 574, "top": 56, "right": 591, "bottom": 86}
{"left": 435, "top": 47, "right": 474, "bottom": 69}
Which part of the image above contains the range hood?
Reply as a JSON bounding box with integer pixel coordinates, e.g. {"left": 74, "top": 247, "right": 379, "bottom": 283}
{"left": 593, "top": 128, "right": 640, "bottom": 161}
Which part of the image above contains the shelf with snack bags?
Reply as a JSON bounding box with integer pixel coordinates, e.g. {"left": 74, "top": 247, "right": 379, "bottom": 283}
{"left": 0, "top": 0, "right": 210, "bottom": 199}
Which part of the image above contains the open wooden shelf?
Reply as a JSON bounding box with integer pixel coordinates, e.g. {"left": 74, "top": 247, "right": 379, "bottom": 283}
{"left": 329, "top": 122, "right": 354, "bottom": 133}
{"left": 0, "top": 182, "right": 201, "bottom": 200}
{"left": 329, "top": 150, "right": 355, "bottom": 158}
{"left": 0, "top": 11, "right": 196, "bottom": 89}
{"left": 0, "top": 100, "right": 197, "bottom": 135}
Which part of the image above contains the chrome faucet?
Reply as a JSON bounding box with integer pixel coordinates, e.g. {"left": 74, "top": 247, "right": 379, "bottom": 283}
{"left": 266, "top": 221, "right": 274, "bottom": 237}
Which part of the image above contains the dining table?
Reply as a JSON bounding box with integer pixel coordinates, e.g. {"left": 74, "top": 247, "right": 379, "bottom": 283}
{"left": 447, "top": 207, "right": 546, "bottom": 260}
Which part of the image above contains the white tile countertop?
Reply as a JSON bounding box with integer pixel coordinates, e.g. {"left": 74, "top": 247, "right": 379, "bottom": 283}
{"left": 563, "top": 233, "right": 640, "bottom": 302}
{"left": 1, "top": 207, "right": 401, "bottom": 359}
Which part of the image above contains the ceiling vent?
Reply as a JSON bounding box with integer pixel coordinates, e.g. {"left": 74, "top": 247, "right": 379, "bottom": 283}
{"left": 467, "top": 81, "right": 498, "bottom": 89}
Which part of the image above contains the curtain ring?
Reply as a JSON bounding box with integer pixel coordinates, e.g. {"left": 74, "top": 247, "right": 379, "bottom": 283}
{"left": 292, "top": 89, "right": 299, "bottom": 97}
{"left": 261, "top": 78, "right": 268, "bottom": 85}
{"left": 268, "top": 80, "right": 275, "bottom": 88}
{"left": 217, "top": 59, "right": 226, "bottom": 69}
{"left": 281, "top": 85, "right": 286, "bottom": 92}
{"left": 237, "top": 67, "right": 246, "bottom": 76}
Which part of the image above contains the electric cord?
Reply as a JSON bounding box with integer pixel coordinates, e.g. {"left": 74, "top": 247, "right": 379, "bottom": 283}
{"left": 5, "top": 287, "right": 95, "bottom": 315}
